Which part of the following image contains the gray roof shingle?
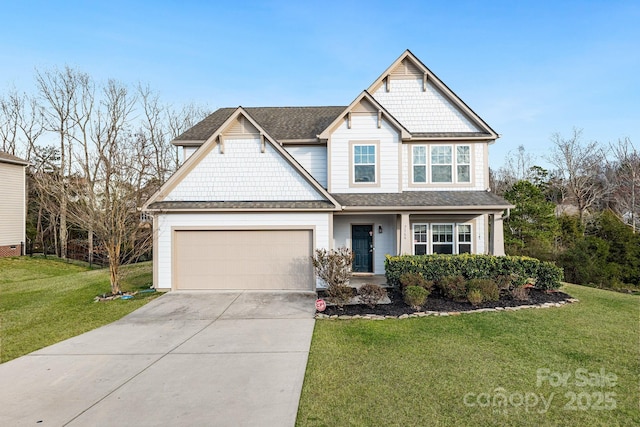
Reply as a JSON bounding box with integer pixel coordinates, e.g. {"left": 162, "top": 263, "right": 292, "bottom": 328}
{"left": 147, "top": 200, "right": 337, "bottom": 210}
{"left": 0, "top": 151, "right": 28, "bottom": 166}
{"left": 331, "top": 191, "right": 512, "bottom": 209}
{"left": 174, "top": 106, "right": 346, "bottom": 143}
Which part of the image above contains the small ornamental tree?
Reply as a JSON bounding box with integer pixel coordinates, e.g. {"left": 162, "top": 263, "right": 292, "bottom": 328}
{"left": 311, "top": 248, "right": 355, "bottom": 307}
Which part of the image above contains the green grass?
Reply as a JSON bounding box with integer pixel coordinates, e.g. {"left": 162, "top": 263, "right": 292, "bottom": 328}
{"left": 0, "top": 256, "right": 159, "bottom": 363}
{"left": 297, "top": 284, "right": 639, "bottom": 426}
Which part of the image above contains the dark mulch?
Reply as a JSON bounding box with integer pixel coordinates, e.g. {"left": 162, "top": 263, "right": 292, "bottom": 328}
{"left": 318, "top": 288, "right": 574, "bottom": 317}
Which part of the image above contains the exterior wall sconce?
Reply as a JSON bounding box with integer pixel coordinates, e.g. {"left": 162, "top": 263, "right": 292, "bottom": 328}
{"left": 378, "top": 225, "right": 383, "bottom": 234}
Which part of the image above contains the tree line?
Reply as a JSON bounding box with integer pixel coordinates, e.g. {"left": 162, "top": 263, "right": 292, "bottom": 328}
{"left": 0, "top": 67, "right": 209, "bottom": 293}
{"left": 491, "top": 129, "right": 639, "bottom": 290}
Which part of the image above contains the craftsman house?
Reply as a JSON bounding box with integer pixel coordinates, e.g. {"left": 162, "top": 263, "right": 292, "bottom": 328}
{"left": 0, "top": 151, "right": 28, "bottom": 257}
{"left": 144, "top": 50, "right": 513, "bottom": 291}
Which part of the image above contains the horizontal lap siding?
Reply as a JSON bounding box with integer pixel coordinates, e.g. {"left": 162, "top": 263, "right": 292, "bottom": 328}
{"left": 156, "top": 212, "right": 331, "bottom": 290}
{"left": 285, "top": 146, "right": 328, "bottom": 187}
{"left": 330, "top": 114, "right": 400, "bottom": 193}
{"left": 0, "top": 163, "right": 25, "bottom": 247}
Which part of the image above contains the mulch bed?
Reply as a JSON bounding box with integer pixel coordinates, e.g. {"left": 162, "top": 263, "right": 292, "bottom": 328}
{"left": 318, "top": 288, "right": 574, "bottom": 317}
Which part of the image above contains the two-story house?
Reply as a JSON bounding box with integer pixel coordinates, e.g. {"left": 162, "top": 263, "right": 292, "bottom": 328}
{"left": 144, "top": 50, "right": 513, "bottom": 291}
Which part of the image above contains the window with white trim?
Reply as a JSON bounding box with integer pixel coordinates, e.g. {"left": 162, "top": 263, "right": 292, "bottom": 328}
{"left": 432, "top": 224, "right": 454, "bottom": 254}
{"left": 413, "top": 144, "right": 472, "bottom": 184}
{"left": 353, "top": 144, "right": 376, "bottom": 183}
{"left": 412, "top": 146, "right": 427, "bottom": 183}
{"left": 457, "top": 224, "right": 472, "bottom": 253}
{"left": 457, "top": 146, "right": 471, "bottom": 183}
{"left": 431, "top": 146, "right": 453, "bottom": 183}
{"left": 412, "top": 223, "right": 473, "bottom": 255}
{"left": 413, "top": 224, "right": 428, "bottom": 255}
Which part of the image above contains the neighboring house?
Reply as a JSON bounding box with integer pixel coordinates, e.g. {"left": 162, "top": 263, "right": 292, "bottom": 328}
{"left": 0, "top": 151, "right": 28, "bottom": 257}
{"left": 144, "top": 50, "right": 513, "bottom": 291}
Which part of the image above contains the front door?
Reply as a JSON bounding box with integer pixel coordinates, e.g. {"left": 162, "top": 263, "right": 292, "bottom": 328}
{"left": 352, "top": 225, "right": 373, "bottom": 273}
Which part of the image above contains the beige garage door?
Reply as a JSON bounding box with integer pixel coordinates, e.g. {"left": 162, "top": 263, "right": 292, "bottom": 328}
{"left": 173, "top": 229, "right": 314, "bottom": 290}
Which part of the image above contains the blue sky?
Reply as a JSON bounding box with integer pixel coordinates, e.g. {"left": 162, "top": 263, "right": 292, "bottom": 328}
{"left": 1, "top": 0, "right": 638, "bottom": 168}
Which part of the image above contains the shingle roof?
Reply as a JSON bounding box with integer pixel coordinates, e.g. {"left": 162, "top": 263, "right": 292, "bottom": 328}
{"left": 331, "top": 191, "right": 512, "bottom": 209}
{"left": 0, "top": 151, "right": 28, "bottom": 166}
{"left": 147, "top": 200, "right": 337, "bottom": 211}
{"left": 174, "top": 106, "right": 346, "bottom": 143}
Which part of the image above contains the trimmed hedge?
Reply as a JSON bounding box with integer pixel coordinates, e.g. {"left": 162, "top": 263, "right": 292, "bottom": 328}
{"left": 385, "top": 254, "right": 563, "bottom": 290}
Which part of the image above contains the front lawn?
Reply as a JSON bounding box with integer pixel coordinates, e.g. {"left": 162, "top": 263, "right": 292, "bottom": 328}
{"left": 0, "top": 256, "right": 159, "bottom": 363}
{"left": 297, "top": 284, "right": 639, "bottom": 426}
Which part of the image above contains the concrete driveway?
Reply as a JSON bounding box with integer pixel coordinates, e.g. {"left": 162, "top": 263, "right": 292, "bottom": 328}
{"left": 0, "top": 291, "right": 316, "bottom": 426}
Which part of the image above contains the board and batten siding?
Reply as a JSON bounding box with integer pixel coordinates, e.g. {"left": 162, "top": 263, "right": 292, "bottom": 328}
{"left": 329, "top": 113, "right": 400, "bottom": 193}
{"left": 285, "top": 145, "right": 328, "bottom": 188}
{"left": 0, "top": 162, "right": 26, "bottom": 247}
{"left": 165, "top": 138, "right": 325, "bottom": 202}
{"left": 155, "top": 212, "right": 331, "bottom": 290}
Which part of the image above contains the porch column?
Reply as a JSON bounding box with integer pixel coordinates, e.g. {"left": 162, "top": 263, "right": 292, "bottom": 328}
{"left": 400, "top": 213, "right": 412, "bottom": 255}
{"left": 492, "top": 212, "right": 506, "bottom": 256}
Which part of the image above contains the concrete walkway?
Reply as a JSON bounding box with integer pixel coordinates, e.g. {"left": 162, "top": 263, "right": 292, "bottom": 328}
{"left": 0, "top": 291, "right": 317, "bottom": 426}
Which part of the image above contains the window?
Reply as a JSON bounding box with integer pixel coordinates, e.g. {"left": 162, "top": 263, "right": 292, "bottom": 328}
{"left": 413, "top": 224, "right": 428, "bottom": 255}
{"left": 354, "top": 144, "right": 376, "bottom": 183}
{"left": 431, "top": 146, "right": 452, "bottom": 183}
{"left": 457, "top": 146, "right": 471, "bottom": 183}
{"left": 457, "top": 224, "right": 472, "bottom": 253}
{"left": 412, "top": 146, "right": 427, "bottom": 183}
{"left": 432, "top": 224, "right": 454, "bottom": 254}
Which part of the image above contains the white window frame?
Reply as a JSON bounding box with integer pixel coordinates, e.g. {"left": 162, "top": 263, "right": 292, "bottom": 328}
{"left": 430, "top": 145, "right": 453, "bottom": 183}
{"left": 412, "top": 145, "right": 427, "bottom": 183}
{"left": 411, "top": 222, "right": 474, "bottom": 255}
{"left": 456, "top": 145, "right": 471, "bottom": 183}
{"left": 412, "top": 223, "right": 429, "bottom": 255}
{"left": 352, "top": 143, "right": 377, "bottom": 185}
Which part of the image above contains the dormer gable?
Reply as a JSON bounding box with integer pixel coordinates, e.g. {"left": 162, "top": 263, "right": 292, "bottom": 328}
{"left": 368, "top": 50, "right": 497, "bottom": 140}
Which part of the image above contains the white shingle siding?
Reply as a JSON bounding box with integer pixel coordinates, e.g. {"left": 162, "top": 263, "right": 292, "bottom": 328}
{"left": 155, "top": 212, "right": 331, "bottom": 290}
{"left": 333, "top": 215, "right": 397, "bottom": 274}
{"left": 285, "top": 145, "right": 328, "bottom": 188}
{"left": 329, "top": 114, "right": 400, "bottom": 193}
{"left": 165, "top": 138, "right": 324, "bottom": 201}
{"left": 372, "top": 78, "right": 481, "bottom": 133}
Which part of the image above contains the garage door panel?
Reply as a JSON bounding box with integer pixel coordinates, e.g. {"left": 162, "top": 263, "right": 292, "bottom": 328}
{"left": 174, "top": 230, "right": 313, "bottom": 290}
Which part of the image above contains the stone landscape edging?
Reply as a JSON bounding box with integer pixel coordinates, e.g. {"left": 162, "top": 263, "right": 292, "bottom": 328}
{"left": 315, "top": 298, "right": 580, "bottom": 320}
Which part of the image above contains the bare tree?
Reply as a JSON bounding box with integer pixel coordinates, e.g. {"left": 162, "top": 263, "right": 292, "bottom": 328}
{"left": 36, "top": 66, "right": 86, "bottom": 258}
{"left": 547, "top": 128, "right": 607, "bottom": 223}
{"left": 68, "top": 79, "right": 152, "bottom": 294}
{"left": 609, "top": 137, "right": 639, "bottom": 233}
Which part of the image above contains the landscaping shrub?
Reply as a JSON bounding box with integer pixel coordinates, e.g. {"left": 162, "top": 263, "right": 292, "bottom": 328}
{"left": 358, "top": 283, "right": 387, "bottom": 308}
{"left": 399, "top": 272, "right": 434, "bottom": 291}
{"left": 467, "top": 278, "right": 500, "bottom": 302}
{"left": 467, "top": 289, "right": 483, "bottom": 306}
{"left": 437, "top": 275, "right": 467, "bottom": 301}
{"left": 312, "top": 247, "right": 354, "bottom": 288}
{"left": 385, "top": 254, "right": 563, "bottom": 290}
{"left": 511, "top": 285, "right": 530, "bottom": 301}
{"left": 403, "top": 286, "right": 429, "bottom": 310}
{"left": 326, "top": 284, "right": 354, "bottom": 308}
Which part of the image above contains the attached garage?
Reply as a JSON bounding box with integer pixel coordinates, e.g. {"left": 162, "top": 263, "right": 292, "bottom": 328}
{"left": 173, "top": 229, "right": 314, "bottom": 291}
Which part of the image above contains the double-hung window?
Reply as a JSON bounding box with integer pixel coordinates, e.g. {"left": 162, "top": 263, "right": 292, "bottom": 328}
{"left": 412, "top": 146, "right": 427, "bottom": 183}
{"left": 413, "top": 224, "right": 428, "bottom": 255}
{"left": 457, "top": 146, "right": 471, "bottom": 183}
{"left": 432, "top": 224, "right": 454, "bottom": 254}
{"left": 457, "top": 224, "right": 472, "bottom": 253}
{"left": 431, "top": 146, "right": 453, "bottom": 183}
{"left": 353, "top": 144, "right": 376, "bottom": 183}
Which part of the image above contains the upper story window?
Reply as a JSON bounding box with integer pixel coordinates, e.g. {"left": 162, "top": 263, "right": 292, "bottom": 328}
{"left": 353, "top": 144, "right": 376, "bottom": 183}
{"left": 411, "top": 144, "right": 472, "bottom": 184}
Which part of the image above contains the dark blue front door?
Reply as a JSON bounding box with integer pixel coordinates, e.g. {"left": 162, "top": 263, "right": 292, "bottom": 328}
{"left": 352, "top": 225, "right": 373, "bottom": 273}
